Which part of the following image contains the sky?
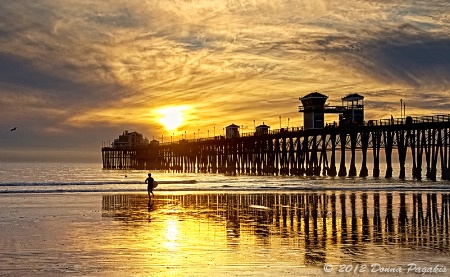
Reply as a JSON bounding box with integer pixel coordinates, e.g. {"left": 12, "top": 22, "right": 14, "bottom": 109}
{"left": 0, "top": 0, "right": 449, "bottom": 163}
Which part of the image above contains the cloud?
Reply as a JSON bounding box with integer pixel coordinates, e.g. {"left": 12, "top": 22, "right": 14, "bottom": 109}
{"left": 0, "top": 0, "right": 449, "bottom": 161}
{"left": 326, "top": 32, "right": 450, "bottom": 88}
{"left": 0, "top": 53, "right": 89, "bottom": 94}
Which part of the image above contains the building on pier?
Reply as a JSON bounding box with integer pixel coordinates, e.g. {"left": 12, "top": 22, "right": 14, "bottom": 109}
{"left": 298, "top": 92, "right": 328, "bottom": 130}
{"left": 340, "top": 93, "right": 364, "bottom": 125}
{"left": 150, "top": 139, "right": 160, "bottom": 146}
{"left": 226, "top": 124, "right": 240, "bottom": 138}
{"left": 298, "top": 92, "right": 365, "bottom": 129}
{"left": 255, "top": 123, "right": 270, "bottom": 136}
{"left": 112, "top": 130, "right": 148, "bottom": 148}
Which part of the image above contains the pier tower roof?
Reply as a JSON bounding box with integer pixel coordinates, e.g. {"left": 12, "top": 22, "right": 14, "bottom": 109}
{"left": 342, "top": 93, "right": 364, "bottom": 101}
{"left": 300, "top": 91, "right": 328, "bottom": 99}
{"left": 299, "top": 92, "right": 328, "bottom": 108}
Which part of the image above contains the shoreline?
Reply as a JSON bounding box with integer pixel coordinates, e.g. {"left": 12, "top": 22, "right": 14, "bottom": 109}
{"left": 1, "top": 183, "right": 450, "bottom": 195}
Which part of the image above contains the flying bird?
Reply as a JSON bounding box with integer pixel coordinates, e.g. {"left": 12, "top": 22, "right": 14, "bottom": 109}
{"left": 10, "top": 127, "right": 17, "bottom": 132}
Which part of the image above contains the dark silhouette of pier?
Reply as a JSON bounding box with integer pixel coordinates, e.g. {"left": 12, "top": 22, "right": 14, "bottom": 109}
{"left": 102, "top": 114, "right": 450, "bottom": 181}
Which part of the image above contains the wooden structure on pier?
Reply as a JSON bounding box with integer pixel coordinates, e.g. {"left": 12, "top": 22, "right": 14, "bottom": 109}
{"left": 102, "top": 114, "right": 450, "bottom": 181}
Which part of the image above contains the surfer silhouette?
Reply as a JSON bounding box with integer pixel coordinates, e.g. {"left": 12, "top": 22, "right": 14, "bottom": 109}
{"left": 145, "top": 173, "right": 155, "bottom": 198}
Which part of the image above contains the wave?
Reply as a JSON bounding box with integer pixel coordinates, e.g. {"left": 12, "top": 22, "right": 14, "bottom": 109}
{"left": 0, "top": 180, "right": 197, "bottom": 187}
{"left": 2, "top": 185, "right": 450, "bottom": 194}
{"left": 0, "top": 188, "right": 145, "bottom": 193}
{"left": 0, "top": 176, "right": 449, "bottom": 194}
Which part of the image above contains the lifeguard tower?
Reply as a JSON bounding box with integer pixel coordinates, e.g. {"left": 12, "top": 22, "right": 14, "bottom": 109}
{"left": 298, "top": 92, "right": 329, "bottom": 129}
{"left": 339, "top": 93, "right": 364, "bottom": 125}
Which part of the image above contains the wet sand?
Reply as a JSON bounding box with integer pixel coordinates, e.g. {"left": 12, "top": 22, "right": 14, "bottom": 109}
{"left": 0, "top": 191, "right": 449, "bottom": 276}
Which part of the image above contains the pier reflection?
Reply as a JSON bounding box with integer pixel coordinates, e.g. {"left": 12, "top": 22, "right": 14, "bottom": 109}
{"left": 102, "top": 191, "right": 450, "bottom": 265}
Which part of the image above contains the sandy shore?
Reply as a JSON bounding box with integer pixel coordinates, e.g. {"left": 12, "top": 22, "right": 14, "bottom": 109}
{"left": 0, "top": 193, "right": 319, "bottom": 276}
{"left": 0, "top": 192, "right": 449, "bottom": 276}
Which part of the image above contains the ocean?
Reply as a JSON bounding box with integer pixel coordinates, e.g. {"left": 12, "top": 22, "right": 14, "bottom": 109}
{"left": 1, "top": 162, "right": 449, "bottom": 276}
{"left": 1, "top": 162, "right": 449, "bottom": 194}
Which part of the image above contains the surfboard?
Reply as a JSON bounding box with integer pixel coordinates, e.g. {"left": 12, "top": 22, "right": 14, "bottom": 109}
{"left": 153, "top": 181, "right": 158, "bottom": 189}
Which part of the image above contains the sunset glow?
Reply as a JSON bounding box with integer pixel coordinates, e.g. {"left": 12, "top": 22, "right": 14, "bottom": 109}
{"left": 157, "top": 106, "right": 188, "bottom": 131}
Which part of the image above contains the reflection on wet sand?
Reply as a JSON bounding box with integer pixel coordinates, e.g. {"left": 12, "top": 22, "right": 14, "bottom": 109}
{"left": 102, "top": 192, "right": 450, "bottom": 269}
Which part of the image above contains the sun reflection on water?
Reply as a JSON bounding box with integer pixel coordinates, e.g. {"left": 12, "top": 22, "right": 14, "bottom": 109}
{"left": 164, "top": 219, "right": 179, "bottom": 251}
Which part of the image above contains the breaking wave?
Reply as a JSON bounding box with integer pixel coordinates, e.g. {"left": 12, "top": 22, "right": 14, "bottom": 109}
{"left": 0, "top": 180, "right": 197, "bottom": 187}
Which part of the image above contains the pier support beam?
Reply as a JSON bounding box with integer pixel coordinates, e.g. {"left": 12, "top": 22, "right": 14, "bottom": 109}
{"left": 372, "top": 131, "right": 381, "bottom": 178}
{"left": 415, "top": 130, "right": 425, "bottom": 180}
{"left": 430, "top": 129, "right": 440, "bottom": 181}
{"left": 359, "top": 132, "right": 369, "bottom": 177}
{"left": 443, "top": 127, "right": 450, "bottom": 180}
{"left": 319, "top": 134, "right": 328, "bottom": 176}
{"left": 328, "top": 134, "right": 337, "bottom": 177}
{"left": 384, "top": 130, "right": 393, "bottom": 178}
{"left": 425, "top": 129, "right": 435, "bottom": 180}
{"left": 410, "top": 130, "right": 418, "bottom": 179}
{"left": 425, "top": 129, "right": 433, "bottom": 180}
{"left": 305, "top": 136, "right": 313, "bottom": 176}
{"left": 296, "top": 136, "right": 305, "bottom": 176}
{"left": 348, "top": 132, "right": 357, "bottom": 177}
{"left": 312, "top": 136, "right": 320, "bottom": 176}
{"left": 397, "top": 130, "right": 408, "bottom": 179}
{"left": 338, "top": 133, "right": 347, "bottom": 177}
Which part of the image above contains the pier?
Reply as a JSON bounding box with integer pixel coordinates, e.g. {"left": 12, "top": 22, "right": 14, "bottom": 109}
{"left": 102, "top": 92, "right": 450, "bottom": 180}
{"left": 102, "top": 114, "right": 450, "bottom": 181}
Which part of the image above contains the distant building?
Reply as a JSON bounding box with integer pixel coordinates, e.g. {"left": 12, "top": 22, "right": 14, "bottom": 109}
{"left": 112, "top": 130, "right": 148, "bottom": 148}
{"left": 226, "top": 124, "right": 240, "bottom": 139}
{"left": 255, "top": 123, "right": 270, "bottom": 135}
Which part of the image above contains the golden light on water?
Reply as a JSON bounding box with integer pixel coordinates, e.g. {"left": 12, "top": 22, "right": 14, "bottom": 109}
{"left": 164, "top": 219, "right": 179, "bottom": 250}
{"left": 157, "top": 106, "right": 188, "bottom": 132}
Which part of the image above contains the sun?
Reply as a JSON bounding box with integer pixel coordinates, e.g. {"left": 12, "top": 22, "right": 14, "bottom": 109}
{"left": 157, "top": 106, "right": 187, "bottom": 131}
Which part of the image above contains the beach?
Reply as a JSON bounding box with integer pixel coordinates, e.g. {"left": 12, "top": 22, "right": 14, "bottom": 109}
{"left": 0, "top": 192, "right": 319, "bottom": 276}
{"left": 1, "top": 191, "right": 449, "bottom": 276}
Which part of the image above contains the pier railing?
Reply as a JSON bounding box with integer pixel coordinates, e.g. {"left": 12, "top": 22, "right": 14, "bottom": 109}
{"left": 141, "top": 115, "right": 450, "bottom": 145}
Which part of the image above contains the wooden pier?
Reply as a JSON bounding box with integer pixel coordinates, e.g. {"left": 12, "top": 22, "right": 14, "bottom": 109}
{"left": 102, "top": 115, "right": 450, "bottom": 181}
